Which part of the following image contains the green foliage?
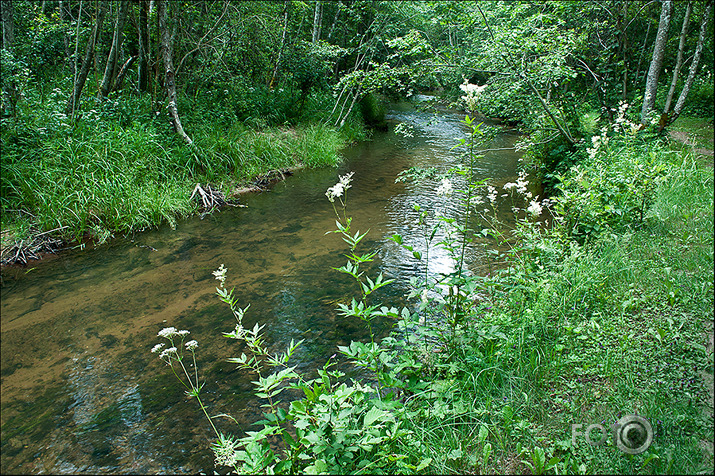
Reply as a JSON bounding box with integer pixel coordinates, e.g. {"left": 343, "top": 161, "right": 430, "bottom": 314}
{"left": 683, "top": 74, "right": 715, "bottom": 118}
{"left": 554, "top": 140, "right": 667, "bottom": 242}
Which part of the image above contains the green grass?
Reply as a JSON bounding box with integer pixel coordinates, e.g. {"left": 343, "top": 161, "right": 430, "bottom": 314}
{"left": 1, "top": 93, "right": 357, "bottom": 250}
{"left": 389, "top": 135, "right": 713, "bottom": 474}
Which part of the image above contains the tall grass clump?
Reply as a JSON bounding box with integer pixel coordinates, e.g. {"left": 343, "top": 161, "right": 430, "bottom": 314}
{"left": 2, "top": 87, "right": 355, "bottom": 248}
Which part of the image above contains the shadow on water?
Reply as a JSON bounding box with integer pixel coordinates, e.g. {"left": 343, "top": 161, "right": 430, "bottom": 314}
{"left": 0, "top": 96, "right": 523, "bottom": 474}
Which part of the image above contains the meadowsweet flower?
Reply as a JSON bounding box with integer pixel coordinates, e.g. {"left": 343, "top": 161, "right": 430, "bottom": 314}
{"left": 503, "top": 182, "right": 518, "bottom": 191}
{"left": 436, "top": 178, "right": 453, "bottom": 197}
{"left": 325, "top": 172, "right": 354, "bottom": 202}
{"left": 185, "top": 340, "right": 198, "bottom": 350}
{"left": 151, "top": 343, "right": 165, "bottom": 353}
{"left": 212, "top": 264, "right": 227, "bottom": 287}
{"left": 459, "top": 80, "right": 487, "bottom": 111}
{"left": 527, "top": 200, "right": 543, "bottom": 217}
{"left": 178, "top": 330, "right": 190, "bottom": 336}
{"left": 470, "top": 195, "right": 484, "bottom": 206}
{"left": 487, "top": 185, "right": 497, "bottom": 204}
{"left": 158, "top": 327, "right": 178, "bottom": 338}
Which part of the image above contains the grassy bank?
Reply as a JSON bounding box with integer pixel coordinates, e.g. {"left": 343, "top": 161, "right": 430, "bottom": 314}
{"left": 179, "top": 115, "right": 713, "bottom": 474}
{"left": 394, "top": 121, "right": 714, "bottom": 474}
{"left": 0, "top": 93, "right": 364, "bottom": 262}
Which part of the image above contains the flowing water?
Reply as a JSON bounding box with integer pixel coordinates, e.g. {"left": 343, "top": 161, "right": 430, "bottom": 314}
{"left": 0, "top": 97, "right": 523, "bottom": 474}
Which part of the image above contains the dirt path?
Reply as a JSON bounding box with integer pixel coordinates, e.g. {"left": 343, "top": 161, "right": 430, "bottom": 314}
{"left": 669, "top": 129, "right": 714, "bottom": 160}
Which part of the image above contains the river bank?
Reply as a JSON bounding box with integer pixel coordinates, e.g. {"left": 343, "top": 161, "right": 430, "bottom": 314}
{"left": 1, "top": 121, "right": 362, "bottom": 268}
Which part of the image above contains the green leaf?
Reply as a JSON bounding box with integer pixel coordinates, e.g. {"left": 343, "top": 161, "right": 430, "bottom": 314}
{"left": 363, "top": 407, "right": 385, "bottom": 427}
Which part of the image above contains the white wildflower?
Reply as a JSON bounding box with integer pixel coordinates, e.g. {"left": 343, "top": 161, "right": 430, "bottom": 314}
{"left": 459, "top": 80, "right": 487, "bottom": 111}
{"left": 212, "top": 264, "right": 227, "bottom": 287}
{"left": 325, "top": 172, "right": 354, "bottom": 202}
{"left": 159, "top": 347, "right": 178, "bottom": 360}
{"left": 487, "top": 185, "right": 497, "bottom": 204}
{"left": 151, "top": 343, "right": 165, "bottom": 353}
{"left": 158, "top": 327, "right": 178, "bottom": 338}
{"left": 177, "top": 330, "right": 190, "bottom": 336}
{"left": 185, "top": 340, "right": 198, "bottom": 350}
{"left": 527, "top": 200, "right": 543, "bottom": 217}
{"left": 436, "top": 178, "right": 453, "bottom": 197}
{"left": 502, "top": 182, "right": 518, "bottom": 191}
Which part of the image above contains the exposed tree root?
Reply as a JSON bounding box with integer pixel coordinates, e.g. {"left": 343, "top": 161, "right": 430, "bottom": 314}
{"left": 190, "top": 183, "right": 244, "bottom": 212}
{"left": 0, "top": 227, "right": 67, "bottom": 266}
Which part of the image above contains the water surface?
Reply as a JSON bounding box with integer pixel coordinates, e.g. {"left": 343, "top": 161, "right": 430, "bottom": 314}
{"left": 0, "top": 97, "right": 523, "bottom": 474}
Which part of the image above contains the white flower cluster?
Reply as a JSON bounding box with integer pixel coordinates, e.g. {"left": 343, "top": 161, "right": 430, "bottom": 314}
{"left": 502, "top": 170, "right": 530, "bottom": 197}
{"left": 436, "top": 178, "right": 453, "bottom": 197}
{"left": 486, "top": 185, "right": 498, "bottom": 206}
{"left": 459, "top": 80, "right": 487, "bottom": 112}
{"left": 526, "top": 200, "right": 543, "bottom": 217}
{"left": 587, "top": 128, "right": 610, "bottom": 160}
{"left": 612, "top": 101, "right": 641, "bottom": 135}
{"left": 212, "top": 264, "right": 227, "bottom": 288}
{"left": 153, "top": 327, "right": 193, "bottom": 362}
{"left": 325, "top": 172, "right": 355, "bottom": 203}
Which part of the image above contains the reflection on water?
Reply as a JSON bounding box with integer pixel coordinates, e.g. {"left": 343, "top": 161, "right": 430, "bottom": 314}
{"left": 0, "top": 98, "right": 522, "bottom": 474}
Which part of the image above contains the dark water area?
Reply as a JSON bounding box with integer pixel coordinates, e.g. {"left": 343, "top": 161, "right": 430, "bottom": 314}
{"left": 0, "top": 96, "right": 523, "bottom": 474}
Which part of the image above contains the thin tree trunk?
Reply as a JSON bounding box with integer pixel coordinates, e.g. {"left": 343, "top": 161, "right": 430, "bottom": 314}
{"left": 66, "top": 0, "right": 109, "bottom": 117}
{"left": 634, "top": 20, "right": 651, "bottom": 85}
{"left": 113, "top": 54, "right": 137, "bottom": 92}
{"left": 1, "top": 0, "right": 17, "bottom": 116}
{"left": 326, "top": 0, "right": 340, "bottom": 42}
{"left": 641, "top": 0, "right": 673, "bottom": 124}
{"left": 59, "top": 0, "right": 75, "bottom": 76}
{"left": 138, "top": 0, "right": 150, "bottom": 92}
{"left": 99, "top": 0, "right": 129, "bottom": 98}
{"left": 312, "top": 0, "right": 322, "bottom": 43}
{"left": 666, "top": 0, "right": 713, "bottom": 127}
{"left": 269, "top": 0, "right": 289, "bottom": 89}
{"left": 664, "top": 1, "right": 692, "bottom": 114}
{"left": 157, "top": 0, "right": 192, "bottom": 145}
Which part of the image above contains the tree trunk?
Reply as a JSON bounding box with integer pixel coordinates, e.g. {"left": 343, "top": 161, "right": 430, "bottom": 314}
{"left": 641, "top": 0, "right": 673, "bottom": 124}
{"left": 113, "top": 54, "right": 138, "bottom": 92}
{"left": 137, "top": 0, "right": 150, "bottom": 92}
{"left": 1, "top": 0, "right": 17, "bottom": 116}
{"left": 312, "top": 0, "right": 322, "bottom": 43}
{"left": 99, "top": 0, "right": 129, "bottom": 98}
{"left": 269, "top": 0, "right": 289, "bottom": 89}
{"left": 66, "top": 0, "right": 109, "bottom": 117}
{"left": 59, "top": 0, "right": 76, "bottom": 76}
{"left": 157, "top": 0, "right": 192, "bottom": 145}
{"left": 664, "top": 1, "right": 692, "bottom": 114}
{"left": 326, "top": 0, "right": 341, "bottom": 42}
{"left": 666, "top": 0, "right": 713, "bottom": 127}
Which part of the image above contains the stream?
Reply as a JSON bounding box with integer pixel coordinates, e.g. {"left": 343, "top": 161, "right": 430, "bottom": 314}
{"left": 0, "top": 96, "right": 523, "bottom": 474}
